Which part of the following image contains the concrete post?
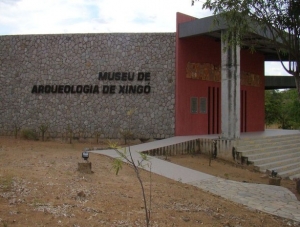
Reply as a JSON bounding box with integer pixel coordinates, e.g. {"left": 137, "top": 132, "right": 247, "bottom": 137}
{"left": 221, "top": 30, "right": 240, "bottom": 139}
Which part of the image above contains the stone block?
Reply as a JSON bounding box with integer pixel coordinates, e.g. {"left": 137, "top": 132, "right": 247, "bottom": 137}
{"left": 78, "top": 162, "right": 92, "bottom": 174}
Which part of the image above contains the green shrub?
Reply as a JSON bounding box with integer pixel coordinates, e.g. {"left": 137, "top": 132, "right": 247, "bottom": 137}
{"left": 21, "top": 129, "right": 39, "bottom": 140}
{"left": 120, "top": 129, "right": 134, "bottom": 145}
{"left": 38, "top": 123, "right": 49, "bottom": 141}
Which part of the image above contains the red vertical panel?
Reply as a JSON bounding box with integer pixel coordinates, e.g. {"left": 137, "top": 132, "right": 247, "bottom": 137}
{"left": 244, "top": 91, "right": 248, "bottom": 132}
{"left": 217, "top": 87, "right": 220, "bottom": 134}
{"left": 208, "top": 87, "right": 211, "bottom": 134}
{"left": 211, "top": 87, "right": 216, "bottom": 134}
{"left": 240, "top": 49, "right": 265, "bottom": 132}
{"left": 241, "top": 90, "right": 244, "bottom": 132}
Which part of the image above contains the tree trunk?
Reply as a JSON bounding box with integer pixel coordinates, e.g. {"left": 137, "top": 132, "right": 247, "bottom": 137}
{"left": 294, "top": 72, "right": 300, "bottom": 102}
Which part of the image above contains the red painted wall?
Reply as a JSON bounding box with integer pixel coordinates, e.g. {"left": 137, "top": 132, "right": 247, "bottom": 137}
{"left": 240, "top": 49, "right": 265, "bottom": 132}
{"left": 175, "top": 13, "right": 265, "bottom": 136}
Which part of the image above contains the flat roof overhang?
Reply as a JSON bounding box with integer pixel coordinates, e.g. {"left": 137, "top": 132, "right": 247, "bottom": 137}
{"left": 179, "top": 15, "right": 288, "bottom": 61}
{"left": 265, "top": 76, "right": 296, "bottom": 90}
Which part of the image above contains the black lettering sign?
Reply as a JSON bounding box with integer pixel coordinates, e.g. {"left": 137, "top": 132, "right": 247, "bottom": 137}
{"left": 99, "top": 72, "right": 145, "bottom": 81}
{"left": 32, "top": 71, "right": 151, "bottom": 95}
{"left": 121, "top": 72, "right": 127, "bottom": 81}
{"left": 110, "top": 85, "right": 116, "bottom": 94}
{"left": 114, "top": 72, "right": 121, "bottom": 80}
{"left": 128, "top": 73, "right": 135, "bottom": 81}
{"left": 98, "top": 72, "right": 108, "bottom": 80}
{"left": 128, "top": 85, "right": 136, "bottom": 93}
{"left": 103, "top": 85, "right": 109, "bottom": 94}
{"left": 38, "top": 85, "right": 44, "bottom": 93}
{"left": 93, "top": 85, "right": 99, "bottom": 94}
{"left": 64, "top": 85, "right": 71, "bottom": 93}
{"left": 71, "top": 85, "right": 76, "bottom": 93}
{"left": 51, "top": 85, "right": 58, "bottom": 93}
{"left": 137, "top": 85, "right": 143, "bottom": 93}
{"left": 76, "top": 85, "right": 83, "bottom": 93}
{"left": 144, "top": 85, "right": 151, "bottom": 94}
{"left": 145, "top": 72, "right": 150, "bottom": 81}
{"left": 119, "top": 85, "right": 125, "bottom": 94}
{"left": 137, "top": 72, "right": 144, "bottom": 81}
{"left": 58, "top": 85, "right": 64, "bottom": 93}
{"left": 31, "top": 85, "right": 38, "bottom": 93}
{"left": 108, "top": 73, "right": 115, "bottom": 80}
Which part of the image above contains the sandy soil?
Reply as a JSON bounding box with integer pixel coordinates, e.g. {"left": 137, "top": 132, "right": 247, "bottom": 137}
{"left": 0, "top": 136, "right": 299, "bottom": 227}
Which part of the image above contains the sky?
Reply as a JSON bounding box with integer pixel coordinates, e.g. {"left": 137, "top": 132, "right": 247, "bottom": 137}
{"left": 0, "top": 0, "right": 290, "bottom": 76}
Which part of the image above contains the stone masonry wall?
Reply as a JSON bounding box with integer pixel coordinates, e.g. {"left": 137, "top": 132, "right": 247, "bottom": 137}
{"left": 0, "top": 33, "right": 176, "bottom": 139}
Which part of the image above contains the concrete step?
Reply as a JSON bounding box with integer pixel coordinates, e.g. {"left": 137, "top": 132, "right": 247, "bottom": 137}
{"left": 238, "top": 134, "right": 300, "bottom": 146}
{"left": 236, "top": 133, "right": 300, "bottom": 178}
{"left": 237, "top": 137, "right": 300, "bottom": 151}
{"left": 270, "top": 162, "right": 300, "bottom": 175}
{"left": 245, "top": 148, "right": 300, "bottom": 162}
{"left": 256, "top": 156, "right": 300, "bottom": 171}
{"left": 289, "top": 173, "right": 300, "bottom": 180}
{"left": 239, "top": 143, "right": 300, "bottom": 157}
{"left": 277, "top": 166, "right": 300, "bottom": 179}
{"left": 240, "top": 133, "right": 300, "bottom": 145}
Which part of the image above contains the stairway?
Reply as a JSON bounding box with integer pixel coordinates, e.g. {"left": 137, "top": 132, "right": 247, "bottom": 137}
{"left": 236, "top": 133, "right": 300, "bottom": 180}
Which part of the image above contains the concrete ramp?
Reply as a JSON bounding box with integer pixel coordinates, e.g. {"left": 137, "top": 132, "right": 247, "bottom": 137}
{"left": 91, "top": 133, "right": 300, "bottom": 223}
{"left": 92, "top": 137, "right": 215, "bottom": 183}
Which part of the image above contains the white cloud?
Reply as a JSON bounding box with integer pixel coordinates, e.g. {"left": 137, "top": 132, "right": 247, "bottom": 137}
{"left": 0, "top": 0, "right": 101, "bottom": 34}
{"left": 0, "top": 0, "right": 211, "bottom": 35}
{"left": 265, "top": 62, "right": 291, "bottom": 76}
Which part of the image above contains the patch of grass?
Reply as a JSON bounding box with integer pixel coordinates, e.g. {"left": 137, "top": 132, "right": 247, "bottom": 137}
{"left": 0, "top": 175, "right": 14, "bottom": 192}
{"left": 2, "top": 221, "right": 8, "bottom": 227}
{"left": 20, "top": 129, "right": 39, "bottom": 140}
{"left": 32, "top": 198, "right": 47, "bottom": 207}
{"left": 65, "top": 171, "right": 72, "bottom": 176}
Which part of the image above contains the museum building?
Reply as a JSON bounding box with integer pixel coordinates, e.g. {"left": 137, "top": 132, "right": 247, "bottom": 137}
{"left": 0, "top": 13, "right": 270, "bottom": 140}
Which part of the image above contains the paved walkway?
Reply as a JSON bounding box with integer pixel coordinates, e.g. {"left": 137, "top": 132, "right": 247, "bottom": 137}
{"left": 91, "top": 130, "right": 300, "bottom": 223}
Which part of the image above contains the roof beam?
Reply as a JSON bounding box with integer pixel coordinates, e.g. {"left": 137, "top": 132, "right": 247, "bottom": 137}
{"left": 179, "top": 15, "right": 226, "bottom": 38}
{"left": 265, "top": 76, "right": 295, "bottom": 90}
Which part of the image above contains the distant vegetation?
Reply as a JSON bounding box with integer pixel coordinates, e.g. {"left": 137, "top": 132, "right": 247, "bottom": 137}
{"left": 265, "top": 89, "right": 300, "bottom": 129}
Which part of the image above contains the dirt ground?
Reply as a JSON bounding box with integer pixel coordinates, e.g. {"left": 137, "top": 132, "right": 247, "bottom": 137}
{"left": 0, "top": 136, "right": 300, "bottom": 227}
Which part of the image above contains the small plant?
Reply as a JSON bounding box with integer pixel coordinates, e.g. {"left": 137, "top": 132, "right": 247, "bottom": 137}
{"left": 209, "top": 140, "right": 217, "bottom": 166}
{"left": 196, "top": 139, "right": 201, "bottom": 153}
{"left": 66, "top": 124, "right": 73, "bottom": 144}
{"left": 139, "top": 137, "right": 150, "bottom": 143}
{"left": 108, "top": 140, "right": 152, "bottom": 226}
{"left": 119, "top": 108, "right": 136, "bottom": 145}
{"left": 20, "top": 129, "right": 39, "bottom": 140}
{"left": 2, "top": 221, "right": 8, "bottom": 227}
{"left": 48, "top": 129, "right": 58, "bottom": 140}
{"left": 109, "top": 108, "right": 152, "bottom": 226}
{"left": 13, "top": 122, "right": 21, "bottom": 139}
{"left": 189, "top": 147, "right": 196, "bottom": 156}
{"left": 78, "top": 123, "right": 87, "bottom": 141}
{"left": 120, "top": 129, "right": 134, "bottom": 145}
{"left": 94, "top": 129, "right": 103, "bottom": 144}
{"left": 32, "top": 198, "right": 46, "bottom": 207}
{"left": 38, "top": 123, "right": 49, "bottom": 141}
